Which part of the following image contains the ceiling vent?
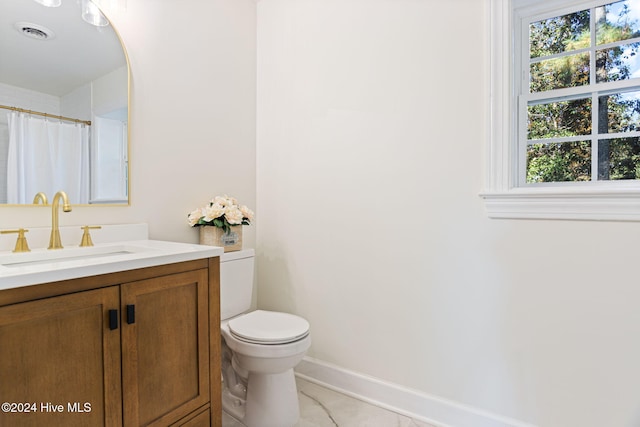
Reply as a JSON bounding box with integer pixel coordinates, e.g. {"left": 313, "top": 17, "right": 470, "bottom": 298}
{"left": 14, "top": 22, "right": 55, "bottom": 40}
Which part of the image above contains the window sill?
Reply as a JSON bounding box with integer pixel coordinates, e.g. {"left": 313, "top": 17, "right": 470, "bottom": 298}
{"left": 480, "top": 188, "right": 640, "bottom": 221}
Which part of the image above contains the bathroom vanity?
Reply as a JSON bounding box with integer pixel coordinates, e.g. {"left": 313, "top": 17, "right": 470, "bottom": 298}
{"left": 0, "top": 227, "right": 223, "bottom": 427}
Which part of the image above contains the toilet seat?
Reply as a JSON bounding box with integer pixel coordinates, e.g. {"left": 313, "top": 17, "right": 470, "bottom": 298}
{"left": 228, "top": 310, "right": 310, "bottom": 345}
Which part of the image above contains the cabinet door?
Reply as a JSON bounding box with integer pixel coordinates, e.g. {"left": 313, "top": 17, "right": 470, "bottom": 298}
{"left": 171, "top": 406, "right": 210, "bottom": 427}
{"left": 0, "top": 287, "right": 122, "bottom": 427}
{"left": 121, "top": 269, "right": 210, "bottom": 427}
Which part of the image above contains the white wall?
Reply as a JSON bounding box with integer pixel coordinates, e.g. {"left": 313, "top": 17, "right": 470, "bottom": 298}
{"left": 0, "top": 0, "right": 257, "bottom": 249}
{"left": 256, "top": 1, "right": 640, "bottom": 426}
{"left": 0, "top": 82, "right": 60, "bottom": 116}
{"left": 61, "top": 83, "right": 91, "bottom": 122}
{"left": 91, "top": 66, "right": 127, "bottom": 117}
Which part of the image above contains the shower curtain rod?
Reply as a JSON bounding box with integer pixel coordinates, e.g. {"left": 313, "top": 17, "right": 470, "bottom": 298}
{"left": 0, "top": 104, "right": 91, "bottom": 126}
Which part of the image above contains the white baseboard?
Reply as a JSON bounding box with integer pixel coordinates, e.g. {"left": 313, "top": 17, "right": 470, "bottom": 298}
{"left": 295, "top": 357, "right": 536, "bottom": 427}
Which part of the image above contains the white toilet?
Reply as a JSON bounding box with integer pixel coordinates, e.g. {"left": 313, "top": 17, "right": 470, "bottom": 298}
{"left": 220, "top": 249, "right": 311, "bottom": 427}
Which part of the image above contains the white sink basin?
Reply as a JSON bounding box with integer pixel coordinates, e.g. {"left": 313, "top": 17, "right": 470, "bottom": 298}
{"left": 0, "top": 244, "right": 155, "bottom": 267}
{"left": 0, "top": 239, "right": 223, "bottom": 290}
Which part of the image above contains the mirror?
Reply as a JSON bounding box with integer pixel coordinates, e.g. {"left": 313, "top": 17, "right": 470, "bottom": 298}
{"left": 0, "top": 0, "right": 129, "bottom": 205}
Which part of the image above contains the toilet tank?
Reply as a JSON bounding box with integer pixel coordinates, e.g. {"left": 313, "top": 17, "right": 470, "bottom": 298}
{"left": 219, "top": 248, "right": 255, "bottom": 321}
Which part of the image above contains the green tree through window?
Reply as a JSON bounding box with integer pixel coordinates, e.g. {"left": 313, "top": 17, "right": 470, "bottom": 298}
{"left": 524, "top": 0, "right": 640, "bottom": 183}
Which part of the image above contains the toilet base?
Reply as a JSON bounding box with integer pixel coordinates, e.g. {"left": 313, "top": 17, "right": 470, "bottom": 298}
{"left": 222, "top": 368, "right": 300, "bottom": 427}
{"left": 244, "top": 369, "right": 299, "bottom": 427}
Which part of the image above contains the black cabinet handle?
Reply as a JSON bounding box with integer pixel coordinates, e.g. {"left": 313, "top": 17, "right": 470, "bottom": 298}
{"left": 108, "top": 309, "right": 118, "bottom": 330}
{"left": 126, "top": 304, "right": 135, "bottom": 324}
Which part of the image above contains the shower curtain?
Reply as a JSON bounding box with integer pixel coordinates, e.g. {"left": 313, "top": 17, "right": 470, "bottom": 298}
{"left": 6, "top": 112, "right": 90, "bottom": 204}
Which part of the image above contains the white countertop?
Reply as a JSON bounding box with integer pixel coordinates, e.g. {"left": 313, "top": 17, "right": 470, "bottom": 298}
{"left": 0, "top": 224, "right": 223, "bottom": 290}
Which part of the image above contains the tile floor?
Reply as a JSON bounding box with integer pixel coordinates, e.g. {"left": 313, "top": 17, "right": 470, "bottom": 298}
{"left": 222, "top": 377, "right": 437, "bottom": 427}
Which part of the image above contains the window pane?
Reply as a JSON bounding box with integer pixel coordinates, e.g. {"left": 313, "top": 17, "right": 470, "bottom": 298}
{"left": 527, "top": 142, "right": 591, "bottom": 183}
{"left": 530, "top": 10, "right": 590, "bottom": 59}
{"left": 598, "top": 91, "right": 640, "bottom": 133}
{"left": 531, "top": 53, "right": 590, "bottom": 92}
{"left": 528, "top": 98, "right": 592, "bottom": 139}
{"left": 596, "top": 42, "right": 640, "bottom": 82}
{"left": 596, "top": 0, "right": 640, "bottom": 45}
{"left": 598, "top": 137, "right": 640, "bottom": 179}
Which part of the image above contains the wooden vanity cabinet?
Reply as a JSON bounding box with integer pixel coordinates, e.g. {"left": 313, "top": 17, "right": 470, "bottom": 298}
{"left": 0, "top": 286, "right": 122, "bottom": 427}
{"left": 0, "top": 258, "right": 222, "bottom": 427}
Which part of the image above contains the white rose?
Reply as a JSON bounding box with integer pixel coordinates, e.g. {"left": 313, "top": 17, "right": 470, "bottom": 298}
{"left": 213, "top": 196, "right": 228, "bottom": 207}
{"left": 239, "top": 205, "right": 254, "bottom": 221}
{"left": 204, "top": 203, "right": 225, "bottom": 222}
{"left": 217, "top": 195, "right": 239, "bottom": 207}
{"left": 187, "top": 208, "right": 204, "bottom": 226}
{"left": 225, "top": 206, "right": 244, "bottom": 225}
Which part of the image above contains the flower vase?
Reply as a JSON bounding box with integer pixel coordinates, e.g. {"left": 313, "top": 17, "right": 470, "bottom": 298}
{"left": 199, "top": 226, "right": 243, "bottom": 252}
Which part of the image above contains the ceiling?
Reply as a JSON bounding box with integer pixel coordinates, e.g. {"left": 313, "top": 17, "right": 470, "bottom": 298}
{"left": 0, "top": 0, "right": 126, "bottom": 97}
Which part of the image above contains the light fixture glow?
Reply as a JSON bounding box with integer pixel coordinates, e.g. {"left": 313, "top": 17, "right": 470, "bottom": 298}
{"left": 81, "top": 0, "right": 109, "bottom": 27}
{"left": 33, "top": 0, "right": 62, "bottom": 7}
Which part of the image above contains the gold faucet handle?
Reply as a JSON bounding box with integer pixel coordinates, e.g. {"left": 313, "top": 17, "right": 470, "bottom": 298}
{"left": 1, "top": 228, "right": 31, "bottom": 253}
{"left": 80, "top": 226, "right": 102, "bottom": 247}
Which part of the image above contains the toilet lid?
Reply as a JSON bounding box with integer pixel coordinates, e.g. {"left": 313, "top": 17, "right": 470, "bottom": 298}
{"left": 228, "top": 310, "right": 310, "bottom": 344}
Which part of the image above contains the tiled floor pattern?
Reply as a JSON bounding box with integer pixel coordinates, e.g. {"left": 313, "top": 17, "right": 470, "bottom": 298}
{"left": 222, "top": 377, "right": 437, "bottom": 427}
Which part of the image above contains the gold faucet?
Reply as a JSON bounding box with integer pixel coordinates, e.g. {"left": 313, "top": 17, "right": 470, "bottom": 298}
{"left": 32, "top": 192, "right": 48, "bottom": 205}
{"left": 48, "top": 191, "right": 72, "bottom": 250}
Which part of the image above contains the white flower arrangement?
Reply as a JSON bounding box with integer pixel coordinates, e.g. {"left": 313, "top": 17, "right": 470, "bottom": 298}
{"left": 187, "top": 195, "right": 254, "bottom": 233}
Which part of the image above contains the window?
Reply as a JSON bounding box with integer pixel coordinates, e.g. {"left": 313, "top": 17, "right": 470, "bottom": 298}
{"left": 483, "top": 0, "right": 640, "bottom": 220}
{"left": 524, "top": 1, "right": 640, "bottom": 184}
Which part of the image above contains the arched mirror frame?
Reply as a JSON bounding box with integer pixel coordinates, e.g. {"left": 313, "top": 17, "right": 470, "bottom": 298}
{"left": 0, "top": 0, "right": 130, "bottom": 207}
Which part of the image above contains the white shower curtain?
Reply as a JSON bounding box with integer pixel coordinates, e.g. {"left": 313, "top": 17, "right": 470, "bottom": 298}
{"left": 6, "top": 112, "right": 90, "bottom": 204}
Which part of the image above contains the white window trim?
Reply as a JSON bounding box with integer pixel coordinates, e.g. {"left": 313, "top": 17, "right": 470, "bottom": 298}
{"left": 481, "top": 0, "right": 640, "bottom": 221}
